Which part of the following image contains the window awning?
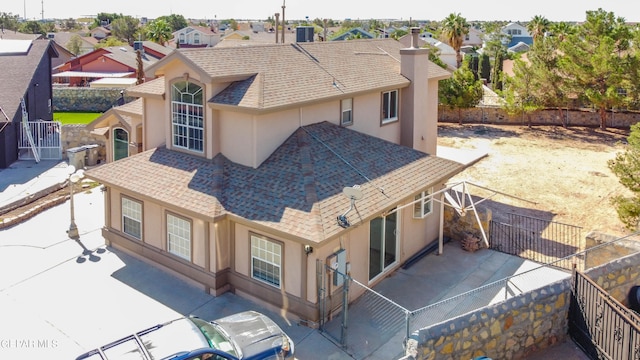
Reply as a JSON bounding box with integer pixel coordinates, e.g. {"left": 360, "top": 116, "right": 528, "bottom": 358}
{"left": 53, "top": 71, "right": 134, "bottom": 78}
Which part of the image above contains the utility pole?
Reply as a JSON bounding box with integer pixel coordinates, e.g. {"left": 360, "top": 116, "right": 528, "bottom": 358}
{"left": 41, "top": 0, "right": 44, "bottom": 20}
{"left": 281, "top": 0, "right": 285, "bottom": 44}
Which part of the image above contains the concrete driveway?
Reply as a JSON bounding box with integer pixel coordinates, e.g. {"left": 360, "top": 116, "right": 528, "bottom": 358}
{"left": 0, "top": 188, "right": 351, "bottom": 359}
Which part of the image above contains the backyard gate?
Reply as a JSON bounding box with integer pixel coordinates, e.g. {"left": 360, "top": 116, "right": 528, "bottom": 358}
{"left": 569, "top": 270, "right": 640, "bottom": 359}
{"left": 18, "top": 120, "right": 62, "bottom": 161}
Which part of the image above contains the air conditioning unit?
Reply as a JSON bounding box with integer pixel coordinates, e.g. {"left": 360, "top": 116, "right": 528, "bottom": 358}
{"left": 296, "top": 26, "right": 314, "bottom": 43}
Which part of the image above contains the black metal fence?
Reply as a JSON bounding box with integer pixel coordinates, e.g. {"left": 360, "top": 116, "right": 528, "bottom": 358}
{"left": 489, "top": 213, "right": 583, "bottom": 270}
{"left": 569, "top": 270, "right": 640, "bottom": 359}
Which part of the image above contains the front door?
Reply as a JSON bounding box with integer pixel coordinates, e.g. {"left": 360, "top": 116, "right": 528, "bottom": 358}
{"left": 369, "top": 210, "right": 398, "bottom": 281}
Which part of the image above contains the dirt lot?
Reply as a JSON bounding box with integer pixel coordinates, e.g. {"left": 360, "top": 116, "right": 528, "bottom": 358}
{"left": 437, "top": 123, "right": 633, "bottom": 238}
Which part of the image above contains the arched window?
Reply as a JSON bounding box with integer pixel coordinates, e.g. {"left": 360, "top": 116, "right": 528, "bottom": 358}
{"left": 171, "top": 81, "right": 204, "bottom": 152}
{"left": 193, "top": 33, "right": 200, "bottom": 44}
{"left": 179, "top": 33, "right": 185, "bottom": 44}
{"left": 113, "top": 128, "right": 129, "bottom": 161}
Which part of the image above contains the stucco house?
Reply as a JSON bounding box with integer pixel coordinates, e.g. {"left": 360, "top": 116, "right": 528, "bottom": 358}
{"left": 501, "top": 22, "right": 533, "bottom": 48}
{"left": 0, "top": 39, "right": 58, "bottom": 168}
{"left": 172, "top": 25, "right": 221, "bottom": 48}
{"left": 85, "top": 30, "right": 467, "bottom": 322}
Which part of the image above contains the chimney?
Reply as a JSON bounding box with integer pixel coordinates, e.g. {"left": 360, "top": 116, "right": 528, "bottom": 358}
{"left": 281, "top": 1, "right": 286, "bottom": 44}
{"left": 411, "top": 27, "right": 419, "bottom": 48}
{"left": 400, "top": 27, "right": 435, "bottom": 154}
{"left": 275, "top": 13, "right": 280, "bottom": 43}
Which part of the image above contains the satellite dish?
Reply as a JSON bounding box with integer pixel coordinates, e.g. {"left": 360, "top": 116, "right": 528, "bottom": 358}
{"left": 343, "top": 185, "right": 363, "bottom": 200}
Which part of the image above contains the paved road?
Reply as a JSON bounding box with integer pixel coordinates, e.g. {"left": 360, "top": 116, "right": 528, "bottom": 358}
{"left": 0, "top": 188, "right": 352, "bottom": 359}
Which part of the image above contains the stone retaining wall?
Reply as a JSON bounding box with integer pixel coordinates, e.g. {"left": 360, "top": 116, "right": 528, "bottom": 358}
{"left": 407, "top": 279, "right": 571, "bottom": 360}
{"left": 53, "top": 87, "right": 134, "bottom": 112}
{"left": 406, "top": 247, "right": 640, "bottom": 360}
{"left": 439, "top": 106, "right": 640, "bottom": 129}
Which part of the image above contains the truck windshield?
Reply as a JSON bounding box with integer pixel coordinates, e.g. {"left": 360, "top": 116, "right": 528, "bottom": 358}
{"left": 189, "top": 317, "right": 239, "bottom": 357}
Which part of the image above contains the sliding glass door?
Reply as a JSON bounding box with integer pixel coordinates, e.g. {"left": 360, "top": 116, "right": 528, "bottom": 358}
{"left": 369, "top": 210, "right": 397, "bottom": 281}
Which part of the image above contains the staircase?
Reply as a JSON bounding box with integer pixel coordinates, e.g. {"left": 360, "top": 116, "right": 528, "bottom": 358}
{"left": 20, "top": 98, "right": 40, "bottom": 163}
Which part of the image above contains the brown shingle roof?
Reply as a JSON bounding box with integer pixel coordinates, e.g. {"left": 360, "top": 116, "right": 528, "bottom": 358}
{"left": 86, "top": 122, "right": 464, "bottom": 243}
{"left": 126, "top": 77, "right": 165, "bottom": 98}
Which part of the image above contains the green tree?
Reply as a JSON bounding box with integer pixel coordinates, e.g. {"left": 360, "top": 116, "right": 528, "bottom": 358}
{"left": 439, "top": 59, "right": 484, "bottom": 124}
{"left": 503, "top": 57, "right": 542, "bottom": 128}
{"left": 527, "top": 39, "right": 569, "bottom": 126}
{"left": 549, "top": 21, "right": 576, "bottom": 42}
{"left": 111, "top": 16, "right": 140, "bottom": 44}
{"left": 479, "top": 53, "right": 491, "bottom": 82}
{"left": 156, "top": 14, "right": 187, "bottom": 32}
{"left": 558, "top": 8, "right": 631, "bottom": 129}
{"left": 527, "top": 15, "right": 550, "bottom": 43}
{"left": 18, "top": 20, "right": 45, "bottom": 35}
{"left": 608, "top": 123, "right": 640, "bottom": 229}
{"left": 67, "top": 34, "right": 83, "bottom": 55}
{"left": 92, "top": 13, "right": 122, "bottom": 29}
{"left": 145, "top": 19, "right": 172, "bottom": 45}
{"left": 441, "top": 13, "right": 470, "bottom": 68}
{"left": 61, "top": 18, "right": 81, "bottom": 31}
{"left": 0, "top": 12, "right": 19, "bottom": 31}
{"left": 95, "top": 37, "right": 126, "bottom": 48}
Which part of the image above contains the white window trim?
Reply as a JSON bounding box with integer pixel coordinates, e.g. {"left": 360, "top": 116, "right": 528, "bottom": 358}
{"left": 381, "top": 89, "right": 399, "bottom": 124}
{"left": 413, "top": 188, "right": 434, "bottom": 219}
{"left": 250, "top": 234, "right": 282, "bottom": 289}
{"left": 171, "top": 81, "right": 204, "bottom": 153}
{"left": 122, "top": 197, "right": 142, "bottom": 239}
{"left": 167, "top": 213, "right": 191, "bottom": 261}
{"left": 341, "top": 98, "right": 353, "bottom": 126}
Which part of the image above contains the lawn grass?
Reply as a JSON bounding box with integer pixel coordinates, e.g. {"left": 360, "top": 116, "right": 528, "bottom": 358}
{"left": 53, "top": 112, "right": 102, "bottom": 125}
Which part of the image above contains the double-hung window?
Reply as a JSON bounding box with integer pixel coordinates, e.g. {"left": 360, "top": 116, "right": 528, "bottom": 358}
{"left": 382, "top": 90, "right": 398, "bottom": 124}
{"left": 167, "top": 213, "right": 191, "bottom": 261}
{"left": 172, "top": 81, "right": 204, "bottom": 153}
{"left": 251, "top": 235, "right": 282, "bottom": 288}
{"left": 122, "top": 197, "right": 142, "bottom": 239}
{"left": 413, "top": 188, "right": 433, "bottom": 219}
{"left": 341, "top": 98, "right": 353, "bottom": 126}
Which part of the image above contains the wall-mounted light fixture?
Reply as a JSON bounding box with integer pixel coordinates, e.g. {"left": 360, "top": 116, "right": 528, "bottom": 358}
{"left": 304, "top": 245, "right": 313, "bottom": 255}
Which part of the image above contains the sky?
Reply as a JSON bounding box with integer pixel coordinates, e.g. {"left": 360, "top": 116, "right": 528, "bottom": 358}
{"left": 7, "top": 0, "right": 640, "bottom": 23}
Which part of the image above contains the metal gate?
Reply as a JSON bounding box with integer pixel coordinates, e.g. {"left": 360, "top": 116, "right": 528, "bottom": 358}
{"left": 316, "top": 260, "right": 410, "bottom": 358}
{"left": 489, "top": 213, "right": 583, "bottom": 270}
{"left": 569, "top": 270, "right": 640, "bottom": 359}
{"left": 18, "top": 120, "right": 62, "bottom": 160}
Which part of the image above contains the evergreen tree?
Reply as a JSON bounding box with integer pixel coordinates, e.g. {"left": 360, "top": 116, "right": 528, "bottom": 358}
{"left": 111, "top": 16, "right": 140, "bottom": 45}
{"left": 558, "top": 9, "right": 631, "bottom": 129}
{"left": 479, "top": 53, "right": 491, "bottom": 82}
{"left": 608, "top": 123, "right": 640, "bottom": 229}
{"left": 439, "top": 59, "right": 484, "bottom": 124}
{"left": 503, "top": 57, "right": 541, "bottom": 128}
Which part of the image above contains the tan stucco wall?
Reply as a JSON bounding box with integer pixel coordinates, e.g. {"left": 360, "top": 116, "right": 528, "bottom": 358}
{"left": 144, "top": 97, "right": 167, "bottom": 150}
{"left": 144, "top": 201, "right": 163, "bottom": 249}
{"left": 234, "top": 223, "right": 303, "bottom": 298}
{"left": 350, "top": 92, "right": 401, "bottom": 144}
{"left": 219, "top": 112, "right": 255, "bottom": 166}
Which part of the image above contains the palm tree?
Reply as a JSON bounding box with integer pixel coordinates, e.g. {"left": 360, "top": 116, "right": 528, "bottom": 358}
{"left": 145, "top": 19, "right": 172, "bottom": 45}
{"left": 441, "top": 13, "right": 469, "bottom": 68}
{"left": 527, "top": 15, "right": 550, "bottom": 42}
{"left": 549, "top": 22, "right": 575, "bottom": 42}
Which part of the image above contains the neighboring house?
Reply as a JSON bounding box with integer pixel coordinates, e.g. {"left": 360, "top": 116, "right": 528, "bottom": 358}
{"left": 172, "top": 25, "right": 220, "bottom": 48}
{"left": 90, "top": 26, "right": 111, "bottom": 40}
{"left": 399, "top": 33, "right": 457, "bottom": 69}
{"left": 85, "top": 33, "right": 466, "bottom": 322}
{"left": 46, "top": 32, "right": 96, "bottom": 57}
{"left": 0, "top": 39, "right": 58, "bottom": 168}
{"left": 508, "top": 41, "right": 531, "bottom": 53}
{"left": 501, "top": 22, "right": 533, "bottom": 48}
{"left": 463, "top": 27, "right": 484, "bottom": 48}
{"left": 53, "top": 41, "right": 172, "bottom": 86}
{"left": 330, "top": 27, "right": 376, "bottom": 41}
